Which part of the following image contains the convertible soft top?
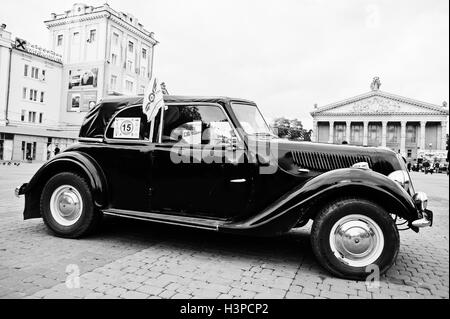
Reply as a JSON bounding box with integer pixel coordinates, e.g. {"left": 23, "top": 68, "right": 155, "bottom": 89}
{"left": 79, "top": 95, "right": 255, "bottom": 139}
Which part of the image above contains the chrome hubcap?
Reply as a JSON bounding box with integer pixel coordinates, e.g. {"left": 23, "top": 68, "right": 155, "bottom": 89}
{"left": 50, "top": 185, "right": 83, "bottom": 226}
{"left": 329, "top": 214, "right": 384, "bottom": 267}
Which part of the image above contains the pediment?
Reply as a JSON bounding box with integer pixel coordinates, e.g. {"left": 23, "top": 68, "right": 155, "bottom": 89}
{"left": 312, "top": 91, "right": 449, "bottom": 116}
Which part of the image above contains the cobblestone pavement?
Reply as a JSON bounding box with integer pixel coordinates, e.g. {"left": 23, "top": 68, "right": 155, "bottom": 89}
{"left": 0, "top": 163, "right": 448, "bottom": 299}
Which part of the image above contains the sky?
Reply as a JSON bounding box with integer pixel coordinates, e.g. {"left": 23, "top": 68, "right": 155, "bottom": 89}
{"left": 1, "top": 0, "right": 449, "bottom": 129}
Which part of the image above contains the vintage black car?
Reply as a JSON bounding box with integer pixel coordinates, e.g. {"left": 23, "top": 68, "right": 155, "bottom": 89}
{"left": 15, "top": 95, "right": 433, "bottom": 280}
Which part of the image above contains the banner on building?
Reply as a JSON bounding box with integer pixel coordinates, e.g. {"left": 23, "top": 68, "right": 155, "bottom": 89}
{"left": 68, "top": 68, "right": 98, "bottom": 89}
{"left": 67, "top": 91, "right": 98, "bottom": 112}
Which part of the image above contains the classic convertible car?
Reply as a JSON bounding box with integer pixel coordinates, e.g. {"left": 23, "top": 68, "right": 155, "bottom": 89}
{"left": 15, "top": 95, "right": 433, "bottom": 279}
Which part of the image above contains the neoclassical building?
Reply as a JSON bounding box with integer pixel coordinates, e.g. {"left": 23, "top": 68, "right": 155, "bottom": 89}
{"left": 310, "top": 78, "right": 449, "bottom": 160}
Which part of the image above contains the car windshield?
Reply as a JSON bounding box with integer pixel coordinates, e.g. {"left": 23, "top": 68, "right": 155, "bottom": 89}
{"left": 231, "top": 103, "right": 272, "bottom": 136}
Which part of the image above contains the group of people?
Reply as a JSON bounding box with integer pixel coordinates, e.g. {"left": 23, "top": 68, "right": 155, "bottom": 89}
{"left": 407, "top": 160, "right": 448, "bottom": 175}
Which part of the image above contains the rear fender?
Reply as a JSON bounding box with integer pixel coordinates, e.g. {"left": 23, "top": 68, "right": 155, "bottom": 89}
{"left": 22, "top": 151, "right": 108, "bottom": 220}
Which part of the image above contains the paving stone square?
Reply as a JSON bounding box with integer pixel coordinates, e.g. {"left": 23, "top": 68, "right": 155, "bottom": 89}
{"left": 0, "top": 164, "right": 448, "bottom": 299}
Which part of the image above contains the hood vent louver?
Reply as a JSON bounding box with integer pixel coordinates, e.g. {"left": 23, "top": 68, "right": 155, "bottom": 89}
{"left": 291, "top": 151, "right": 373, "bottom": 172}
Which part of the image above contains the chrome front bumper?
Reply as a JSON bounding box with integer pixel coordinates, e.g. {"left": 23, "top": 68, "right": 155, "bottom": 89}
{"left": 411, "top": 191, "right": 433, "bottom": 228}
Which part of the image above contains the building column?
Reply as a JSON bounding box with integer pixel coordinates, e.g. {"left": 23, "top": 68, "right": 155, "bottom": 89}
{"left": 420, "top": 121, "right": 426, "bottom": 150}
{"left": 441, "top": 121, "right": 447, "bottom": 150}
{"left": 400, "top": 121, "right": 407, "bottom": 156}
{"left": 381, "top": 121, "right": 387, "bottom": 147}
{"left": 328, "top": 121, "right": 334, "bottom": 144}
{"left": 312, "top": 121, "right": 318, "bottom": 142}
{"left": 346, "top": 121, "right": 351, "bottom": 144}
{"left": 363, "top": 121, "right": 369, "bottom": 146}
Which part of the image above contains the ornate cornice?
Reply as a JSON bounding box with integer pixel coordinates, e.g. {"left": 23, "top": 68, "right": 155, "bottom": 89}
{"left": 44, "top": 12, "right": 110, "bottom": 28}
{"left": 313, "top": 112, "right": 448, "bottom": 116}
{"left": 108, "top": 15, "right": 157, "bottom": 45}
{"left": 44, "top": 11, "right": 157, "bottom": 45}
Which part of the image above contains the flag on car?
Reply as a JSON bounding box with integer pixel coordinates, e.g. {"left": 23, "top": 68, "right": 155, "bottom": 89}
{"left": 143, "top": 76, "right": 166, "bottom": 122}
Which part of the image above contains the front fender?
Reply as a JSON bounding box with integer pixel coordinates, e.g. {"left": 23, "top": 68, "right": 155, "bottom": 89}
{"left": 22, "top": 151, "right": 108, "bottom": 220}
{"left": 221, "top": 168, "right": 418, "bottom": 236}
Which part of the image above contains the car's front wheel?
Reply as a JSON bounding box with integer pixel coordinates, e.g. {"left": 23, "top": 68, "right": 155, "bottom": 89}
{"left": 40, "top": 172, "right": 101, "bottom": 238}
{"left": 311, "top": 198, "right": 399, "bottom": 280}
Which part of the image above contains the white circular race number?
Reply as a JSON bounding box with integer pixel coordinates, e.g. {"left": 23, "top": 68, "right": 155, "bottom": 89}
{"left": 120, "top": 120, "right": 134, "bottom": 136}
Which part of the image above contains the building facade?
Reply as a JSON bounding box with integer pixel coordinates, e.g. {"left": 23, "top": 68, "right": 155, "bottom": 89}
{"left": 310, "top": 78, "right": 449, "bottom": 161}
{"left": 0, "top": 3, "right": 157, "bottom": 162}
{"left": 45, "top": 2, "right": 157, "bottom": 126}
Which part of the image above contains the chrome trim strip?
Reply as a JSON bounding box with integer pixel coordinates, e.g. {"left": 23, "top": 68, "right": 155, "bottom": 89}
{"left": 103, "top": 208, "right": 223, "bottom": 230}
{"left": 78, "top": 137, "right": 104, "bottom": 143}
{"left": 230, "top": 179, "right": 246, "bottom": 183}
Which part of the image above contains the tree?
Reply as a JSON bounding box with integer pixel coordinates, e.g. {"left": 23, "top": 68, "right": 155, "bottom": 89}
{"left": 272, "top": 118, "right": 311, "bottom": 141}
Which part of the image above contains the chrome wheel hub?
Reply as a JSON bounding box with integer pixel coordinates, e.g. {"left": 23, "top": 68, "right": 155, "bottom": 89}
{"left": 329, "top": 214, "right": 384, "bottom": 267}
{"left": 50, "top": 185, "right": 83, "bottom": 226}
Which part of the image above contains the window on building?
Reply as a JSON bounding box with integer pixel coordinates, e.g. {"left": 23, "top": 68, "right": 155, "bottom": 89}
{"left": 127, "top": 60, "right": 133, "bottom": 72}
{"left": 32, "top": 142, "right": 36, "bottom": 160}
{"left": 333, "top": 123, "right": 346, "bottom": 144}
{"left": 406, "top": 125, "right": 417, "bottom": 143}
{"left": 29, "top": 89, "right": 37, "bottom": 101}
{"left": 28, "top": 111, "right": 36, "bottom": 123}
{"left": 24, "top": 64, "right": 29, "bottom": 77}
{"left": 407, "top": 149, "right": 412, "bottom": 158}
{"left": 142, "top": 48, "right": 147, "bottom": 59}
{"left": 57, "top": 34, "right": 63, "bottom": 46}
{"left": 141, "top": 66, "right": 146, "bottom": 77}
{"left": 111, "top": 53, "right": 117, "bottom": 65}
{"left": 128, "top": 41, "right": 134, "bottom": 53}
{"left": 89, "top": 29, "right": 96, "bottom": 42}
{"left": 113, "top": 32, "right": 119, "bottom": 46}
{"left": 40, "top": 92, "right": 45, "bottom": 103}
{"left": 387, "top": 124, "right": 400, "bottom": 143}
{"left": 72, "top": 32, "right": 80, "bottom": 44}
{"left": 41, "top": 70, "right": 46, "bottom": 81}
{"left": 125, "top": 80, "right": 134, "bottom": 92}
{"left": 110, "top": 75, "right": 117, "bottom": 90}
{"left": 31, "top": 67, "right": 39, "bottom": 79}
{"left": 21, "top": 110, "right": 26, "bottom": 122}
{"left": 350, "top": 123, "right": 364, "bottom": 145}
{"left": 139, "top": 85, "right": 145, "bottom": 95}
{"left": 22, "top": 88, "right": 27, "bottom": 99}
{"left": 39, "top": 113, "right": 43, "bottom": 124}
{"left": 368, "top": 123, "right": 382, "bottom": 146}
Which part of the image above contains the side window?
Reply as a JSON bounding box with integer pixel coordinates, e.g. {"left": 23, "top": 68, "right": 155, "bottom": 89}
{"left": 160, "top": 104, "right": 234, "bottom": 145}
{"left": 105, "top": 105, "right": 150, "bottom": 141}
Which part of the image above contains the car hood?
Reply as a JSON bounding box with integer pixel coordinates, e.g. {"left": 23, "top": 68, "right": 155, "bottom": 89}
{"left": 253, "top": 138, "right": 402, "bottom": 177}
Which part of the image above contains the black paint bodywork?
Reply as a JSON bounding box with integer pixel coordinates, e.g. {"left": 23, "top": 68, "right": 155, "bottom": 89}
{"left": 19, "top": 95, "right": 425, "bottom": 235}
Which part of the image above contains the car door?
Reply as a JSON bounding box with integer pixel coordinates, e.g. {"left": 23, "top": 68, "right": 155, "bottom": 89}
{"left": 149, "top": 103, "right": 254, "bottom": 220}
{"left": 99, "top": 105, "right": 153, "bottom": 212}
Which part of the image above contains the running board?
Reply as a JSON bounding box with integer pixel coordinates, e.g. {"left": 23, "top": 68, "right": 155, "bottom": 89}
{"left": 102, "top": 209, "right": 224, "bottom": 231}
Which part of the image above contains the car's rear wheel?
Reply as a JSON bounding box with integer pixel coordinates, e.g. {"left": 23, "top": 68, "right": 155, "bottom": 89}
{"left": 311, "top": 198, "right": 399, "bottom": 280}
{"left": 40, "top": 172, "right": 101, "bottom": 238}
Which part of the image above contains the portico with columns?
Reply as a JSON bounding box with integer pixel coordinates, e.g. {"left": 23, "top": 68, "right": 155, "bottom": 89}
{"left": 310, "top": 78, "right": 449, "bottom": 160}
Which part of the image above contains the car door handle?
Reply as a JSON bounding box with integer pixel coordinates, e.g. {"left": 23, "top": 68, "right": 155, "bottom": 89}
{"left": 298, "top": 169, "right": 310, "bottom": 173}
{"left": 230, "top": 179, "right": 246, "bottom": 183}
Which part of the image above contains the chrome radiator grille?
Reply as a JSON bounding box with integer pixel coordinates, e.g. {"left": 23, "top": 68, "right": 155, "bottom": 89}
{"left": 291, "top": 151, "right": 373, "bottom": 172}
